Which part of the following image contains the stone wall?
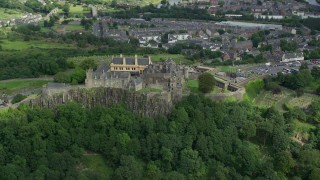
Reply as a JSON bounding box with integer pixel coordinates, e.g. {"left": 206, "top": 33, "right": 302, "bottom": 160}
{"left": 28, "top": 87, "right": 174, "bottom": 117}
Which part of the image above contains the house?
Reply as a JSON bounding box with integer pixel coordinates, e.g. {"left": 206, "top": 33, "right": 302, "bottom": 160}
{"left": 210, "top": 0, "right": 219, "bottom": 5}
{"left": 232, "top": 40, "right": 253, "bottom": 51}
{"left": 168, "top": 34, "right": 190, "bottom": 44}
{"left": 223, "top": 52, "right": 231, "bottom": 61}
{"left": 138, "top": 35, "right": 161, "bottom": 48}
{"left": 281, "top": 53, "right": 304, "bottom": 62}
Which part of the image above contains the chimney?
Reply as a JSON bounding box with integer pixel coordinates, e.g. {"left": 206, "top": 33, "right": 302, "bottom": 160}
{"left": 135, "top": 54, "right": 138, "bottom": 65}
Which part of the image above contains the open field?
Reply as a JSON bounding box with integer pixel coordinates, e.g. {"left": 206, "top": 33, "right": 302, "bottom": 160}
{"left": 218, "top": 66, "right": 238, "bottom": 73}
{"left": 0, "top": 79, "right": 51, "bottom": 95}
{"left": 80, "top": 154, "right": 113, "bottom": 179}
{"left": 0, "top": 8, "right": 24, "bottom": 19}
{"left": 0, "top": 39, "right": 74, "bottom": 50}
{"left": 139, "top": 87, "right": 162, "bottom": 93}
{"left": 65, "top": 24, "right": 84, "bottom": 31}
{"left": 58, "top": 5, "right": 90, "bottom": 15}
{"left": 151, "top": 54, "right": 193, "bottom": 64}
{"left": 186, "top": 80, "right": 199, "bottom": 93}
{"left": 100, "top": 0, "right": 162, "bottom": 6}
{"left": 100, "top": 7, "right": 122, "bottom": 13}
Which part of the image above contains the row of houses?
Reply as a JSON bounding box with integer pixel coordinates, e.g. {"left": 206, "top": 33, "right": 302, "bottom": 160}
{"left": 92, "top": 16, "right": 319, "bottom": 62}
{"left": 0, "top": 13, "right": 42, "bottom": 27}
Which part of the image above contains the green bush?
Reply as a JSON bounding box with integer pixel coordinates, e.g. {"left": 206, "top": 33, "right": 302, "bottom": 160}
{"left": 11, "top": 94, "right": 27, "bottom": 104}
{"left": 245, "top": 79, "right": 264, "bottom": 100}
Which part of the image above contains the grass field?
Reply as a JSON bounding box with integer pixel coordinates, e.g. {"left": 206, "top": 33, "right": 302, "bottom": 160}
{"left": 58, "top": 5, "right": 90, "bottom": 15}
{"left": 0, "top": 79, "right": 51, "bottom": 95}
{"left": 65, "top": 24, "right": 84, "bottom": 31}
{"left": 100, "top": 8, "right": 122, "bottom": 13}
{"left": 151, "top": 54, "right": 193, "bottom": 64}
{"left": 187, "top": 80, "right": 199, "bottom": 93}
{"left": 100, "top": 0, "right": 162, "bottom": 6}
{"left": 139, "top": 87, "right": 162, "bottom": 93}
{"left": 0, "top": 39, "right": 74, "bottom": 50}
{"left": 0, "top": 8, "right": 24, "bottom": 19}
{"left": 80, "top": 154, "right": 113, "bottom": 179}
{"left": 218, "top": 66, "right": 238, "bottom": 73}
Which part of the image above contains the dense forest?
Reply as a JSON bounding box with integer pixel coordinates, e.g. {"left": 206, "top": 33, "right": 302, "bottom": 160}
{"left": 0, "top": 95, "right": 320, "bottom": 179}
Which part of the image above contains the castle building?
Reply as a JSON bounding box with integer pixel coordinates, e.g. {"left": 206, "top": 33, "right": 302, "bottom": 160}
{"left": 85, "top": 58, "right": 190, "bottom": 102}
{"left": 110, "top": 54, "right": 152, "bottom": 74}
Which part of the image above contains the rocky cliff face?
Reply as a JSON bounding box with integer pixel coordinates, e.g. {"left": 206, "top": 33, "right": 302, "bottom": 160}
{"left": 28, "top": 87, "right": 173, "bottom": 117}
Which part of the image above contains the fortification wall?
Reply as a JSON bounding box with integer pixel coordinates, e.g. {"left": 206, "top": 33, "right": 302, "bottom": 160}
{"left": 28, "top": 87, "right": 174, "bottom": 117}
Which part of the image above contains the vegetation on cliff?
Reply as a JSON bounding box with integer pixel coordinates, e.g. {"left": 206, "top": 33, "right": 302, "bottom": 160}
{"left": 0, "top": 94, "right": 320, "bottom": 179}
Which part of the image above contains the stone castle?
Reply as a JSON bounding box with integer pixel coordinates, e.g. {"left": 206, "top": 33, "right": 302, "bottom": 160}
{"left": 85, "top": 55, "right": 190, "bottom": 102}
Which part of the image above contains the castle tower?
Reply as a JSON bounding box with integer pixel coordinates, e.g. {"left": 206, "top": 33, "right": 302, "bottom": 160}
{"left": 85, "top": 69, "right": 94, "bottom": 87}
{"left": 183, "top": 66, "right": 189, "bottom": 79}
{"left": 135, "top": 54, "right": 138, "bottom": 65}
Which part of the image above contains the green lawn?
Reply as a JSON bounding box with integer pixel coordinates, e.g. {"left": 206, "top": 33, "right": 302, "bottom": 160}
{"left": 187, "top": 80, "right": 199, "bottom": 93}
{"left": 218, "top": 66, "right": 238, "bottom": 73}
{"left": 59, "top": 5, "right": 90, "bottom": 15}
{"left": 139, "top": 87, "right": 162, "bottom": 93}
{"left": 65, "top": 25, "right": 84, "bottom": 31}
{"left": 0, "top": 8, "right": 24, "bottom": 19}
{"left": 151, "top": 54, "right": 193, "bottom": 64}
{"left": 0, "top": 80, "right": 51, "bottom": 95}
{"left": 0, "top": 39, "right": 74, "bottom": 50}
{"left": 100, "top": 8, "right": 122, "bottom": 13}
{"left": 80, "top": 154, "right": 113, "bottom": 179}
{"left": 100, "top": 0, "right": 162, "bottom": 6}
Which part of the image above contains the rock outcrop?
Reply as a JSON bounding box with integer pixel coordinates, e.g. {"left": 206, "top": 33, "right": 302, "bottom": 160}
{"left": 29, "top": 87, "right": 173, "bottom": 117}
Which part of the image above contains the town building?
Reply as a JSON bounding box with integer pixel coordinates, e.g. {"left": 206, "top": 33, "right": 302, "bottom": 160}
{"left": 281, "top": 52, "right": 304, "bottom": 62}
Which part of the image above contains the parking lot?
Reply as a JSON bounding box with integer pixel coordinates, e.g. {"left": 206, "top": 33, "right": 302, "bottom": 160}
{"left": 245, "top": 60, "right": 320, "bottom": 76}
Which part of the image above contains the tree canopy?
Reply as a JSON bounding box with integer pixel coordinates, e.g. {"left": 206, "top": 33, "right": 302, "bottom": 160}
{"left": 0, "top": 94, "right": 318, "bottom": 179}
{"left": 198, "top": 72, "right": 215, "bottom": 93}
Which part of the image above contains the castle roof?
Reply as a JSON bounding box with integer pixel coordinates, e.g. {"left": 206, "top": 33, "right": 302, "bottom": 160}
{"left": 126, "top": 58, "right": 135, "bottom": 65}
{"left": 112, "top": 56, "right": 151, "bottom": 66}
{"left": 106, "top": 71, "right": 130, "bottom": 79}
{"left": 138, "top": 58, "right": 149, "bottom": 65}
{"left": 95, "top": 63, "right": 109, "bottom": 73}
{"left": 113, "top": 58, "right": 123, "bottom": 64}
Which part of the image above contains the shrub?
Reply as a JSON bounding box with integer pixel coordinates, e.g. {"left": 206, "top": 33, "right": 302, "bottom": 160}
{"left": 11, "top": 94, "right": 27, "bottom": 104}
